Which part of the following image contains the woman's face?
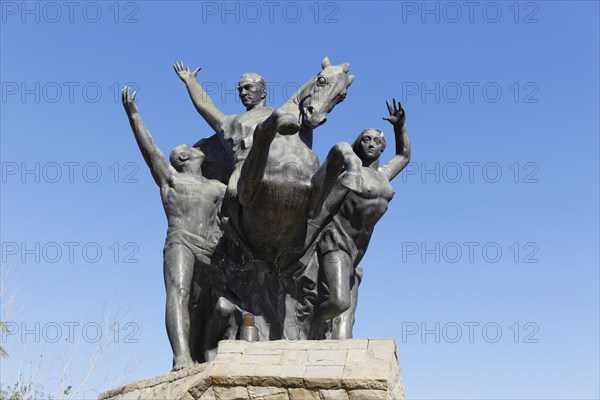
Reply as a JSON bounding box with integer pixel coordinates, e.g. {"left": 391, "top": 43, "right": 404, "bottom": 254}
{"left": 357, "top": 129, "right": 384, "bottom": 161}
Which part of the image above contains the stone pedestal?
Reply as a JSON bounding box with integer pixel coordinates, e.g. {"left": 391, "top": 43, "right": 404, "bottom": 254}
{"left": 98, "top": 339, "right": 405, "bottom": 400}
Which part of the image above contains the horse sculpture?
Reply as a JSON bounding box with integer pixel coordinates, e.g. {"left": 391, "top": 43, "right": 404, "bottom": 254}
{"left": 237, "top": 57, "right": 360, "bottom": 267}
{"left": 205, "top": 57, "right": 363, "bottom": 343}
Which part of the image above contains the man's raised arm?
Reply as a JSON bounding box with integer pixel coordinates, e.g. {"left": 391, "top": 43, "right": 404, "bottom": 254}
{"left": 381, "top": 98, "right": 411, "bottom": 181}
{"left": 174, "top": 62, "right": 226, "bottom": 133}
{"left": 122, "top": 87, "right": 173, "bottom": 187}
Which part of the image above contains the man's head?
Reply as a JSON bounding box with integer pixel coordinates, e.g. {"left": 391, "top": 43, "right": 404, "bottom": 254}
{"left": 238, "top": 73, "right": 266, "bottom": 111}
{"left": 352, "top": 128, "right": 386, "bottom": 161}
{"left": 169, "top": 144, "right": 205, "bottom": 172}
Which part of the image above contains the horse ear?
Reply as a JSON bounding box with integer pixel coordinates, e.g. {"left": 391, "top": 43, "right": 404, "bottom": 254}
{"left": 321, "top": 56, "right": 331, "bottom": 69}
{"left": 341, "top": 63, "right": 350, "bottom": 73}
{"left": 347, "top": 75, "right": 355, "bottom": 86}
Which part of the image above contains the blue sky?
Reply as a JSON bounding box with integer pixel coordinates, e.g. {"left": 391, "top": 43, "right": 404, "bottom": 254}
{"left": 1, "top": 1, "right": 599, "bottom": 398}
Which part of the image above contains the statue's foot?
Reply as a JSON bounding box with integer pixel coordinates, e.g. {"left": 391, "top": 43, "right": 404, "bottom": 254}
{"left": 204, "top": 347, "right": 218, "bottom": 362}
{"left": 172, "top": 356, "right": 195, "bottom": 372}
{"left": 308, "top": 319, "right": 327, "bottom": 340}
{"left": 275, "top": 111, "right": 300, "bottom": 135}
{"left": 340, "top": 172, "right": 363, "bottom": 193}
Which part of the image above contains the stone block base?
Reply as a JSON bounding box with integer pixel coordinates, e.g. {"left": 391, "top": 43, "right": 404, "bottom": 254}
{"left": 98, "top": 339, "right": 405, "bottom": 400}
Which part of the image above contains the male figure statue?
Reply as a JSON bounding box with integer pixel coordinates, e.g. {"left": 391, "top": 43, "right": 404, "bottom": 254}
{"left": 122, "top": 87, "right": 226, "bottom": 370}
{"left": 173, "top": 62, "right": 274, "bottom": 196}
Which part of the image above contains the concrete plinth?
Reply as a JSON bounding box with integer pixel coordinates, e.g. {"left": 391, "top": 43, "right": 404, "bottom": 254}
{"left": 98, "top": 339, "right": 405, "bottom": 400}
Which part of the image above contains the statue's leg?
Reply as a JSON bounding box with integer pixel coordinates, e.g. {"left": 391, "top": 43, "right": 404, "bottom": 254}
{"left": 163, "top": 242, "right": 196, "bottom": 371}
{"left": 226, "top": 146, "right": 250, "bottom": 201}
{"left": 313, "top": 250, "right": 353, "bottom": 336}
{"left": 202, "top": 297, "right": 240, "bottom": 361}
{"left": 238, "top": 110, "right": 300, "bottom": 205}
{"left": 227, "top": 162, "right": 243, "bottom": 199}
{"left": 306, "top": 142, "right": 363, "bottom": 219}
{"left": 332, "top": 265, "right": 362, "bottom": 339}
{"left": 188, "top": 260, "right": 214, "bottom": 363}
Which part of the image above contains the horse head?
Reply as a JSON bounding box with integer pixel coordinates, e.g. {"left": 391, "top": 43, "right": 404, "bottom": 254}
{"left": 297, "top": 57, "right": 355, "bottom": 129}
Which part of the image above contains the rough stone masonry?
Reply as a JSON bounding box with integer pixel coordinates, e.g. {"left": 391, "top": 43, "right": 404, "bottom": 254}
{"left": 98, "top": 339, "right": 405, "bottom": 400}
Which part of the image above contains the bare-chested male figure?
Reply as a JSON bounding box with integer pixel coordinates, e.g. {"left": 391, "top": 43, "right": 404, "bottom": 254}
{"left": 122, "top": 87, "right": 226, "bottom": 370}
{"left": 312, "top": 98, "right": 411, "bottom": 339}
{"left": 173, "top": 62, "right": 274, "bottom": 196}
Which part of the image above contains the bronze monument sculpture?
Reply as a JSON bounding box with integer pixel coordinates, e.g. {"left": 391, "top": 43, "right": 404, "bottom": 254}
{"left": 122, "top": 58, "right": 412, "bottom": 371}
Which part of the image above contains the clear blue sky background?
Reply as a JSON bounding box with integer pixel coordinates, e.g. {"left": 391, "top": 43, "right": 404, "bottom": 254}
{"left": 1, "top": 1, "right": 599, "bottom": 399}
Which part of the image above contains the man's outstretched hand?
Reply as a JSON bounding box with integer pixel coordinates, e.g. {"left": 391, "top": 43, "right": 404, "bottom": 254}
{"left": 382, "top": 97, "right": 406, "bottom": 128}
{"left": 122, "top": 86, "right": 138, "bottom": 116}
{"left": 173, "top": 61, "right": 200, "bottom": 84}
